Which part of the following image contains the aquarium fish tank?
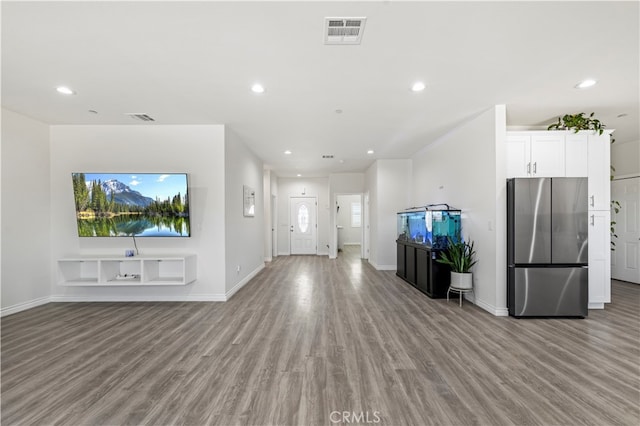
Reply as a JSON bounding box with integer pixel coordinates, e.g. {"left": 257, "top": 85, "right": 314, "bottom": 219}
{"left": 397, "top": 207, "right": 461, "bottom": 249}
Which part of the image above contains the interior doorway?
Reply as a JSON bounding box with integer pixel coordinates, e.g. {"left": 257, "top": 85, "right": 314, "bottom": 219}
{"left": 611, "top": 176, "right": 640, "bottom": 284}
{"left": 336, "top": 194, "right": 364, "bottom": 258}
{"left": 290, "top": 196, "right": 317, "bottom": 255}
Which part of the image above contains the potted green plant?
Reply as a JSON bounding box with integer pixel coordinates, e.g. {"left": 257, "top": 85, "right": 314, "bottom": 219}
{"left": 547, "top": 112, "right": 606, "bottom": 135}
{"left": 437, "top": 237, "right": 477, "bottom": 289}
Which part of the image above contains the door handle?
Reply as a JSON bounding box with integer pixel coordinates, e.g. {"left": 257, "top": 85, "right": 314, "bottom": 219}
{"left": 591, "top": 215, "right": 595, "bottom": 226}
{"left": 527, "top": 162, "right": 531, "bottom": 175}
{"left": 590, "top": 195, "right": 595, "bottom": 207}
{"left": 290, "top": 226, "right": 294, "bottom": 232}
{"left": 533, "top": 162, "right": 537, "bottom": 174}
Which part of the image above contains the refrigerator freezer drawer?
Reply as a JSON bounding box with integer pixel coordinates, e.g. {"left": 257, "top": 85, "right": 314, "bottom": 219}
{"left": 509, "top": 267, "right": 588, "bottom": 317}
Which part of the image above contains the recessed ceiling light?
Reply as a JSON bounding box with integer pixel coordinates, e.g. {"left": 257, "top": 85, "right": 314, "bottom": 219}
{"left": 251, "top": 83, "right": 265, "bottom": 94}
{"left": 411, "top": 81, "right": 426, "bottom": 92}
{"left": 575, "top": 79, "right": 597, "bottom": 89}
{"left": 284, "top": 150, "right": 292, "bottom": 155}
{"left": 56, "top": 86, "right": 75, "bottom": 95}
{"left": 367, "top": 150, "right": 374, "bottom": 155}
{"left": 297, "top": 174, "right": 302, "bottom": 177}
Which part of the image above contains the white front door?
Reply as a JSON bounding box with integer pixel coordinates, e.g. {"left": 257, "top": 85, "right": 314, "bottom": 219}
{"left": 611, "top": 177, "right": 640, "bottom": 284}
{"left": 290, "top": 197, "right": 317, "bottom": 255}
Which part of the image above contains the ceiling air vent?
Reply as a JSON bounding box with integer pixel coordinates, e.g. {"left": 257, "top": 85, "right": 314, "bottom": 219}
{"left": 324, "top": 17, "right": 367, "bottom": 45}
{"left": 322, "top": 155, "right": 334, "bottom": 159}
{"left": 125, "top": 113, "right": 155, "bottom": 122}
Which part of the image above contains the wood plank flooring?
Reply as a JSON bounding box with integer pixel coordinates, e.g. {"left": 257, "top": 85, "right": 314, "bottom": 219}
{"left": 2, "top": 245, "right": 639, "bottom": 425}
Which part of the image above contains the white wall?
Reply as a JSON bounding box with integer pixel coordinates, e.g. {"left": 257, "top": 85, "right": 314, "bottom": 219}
{"left": 611, "top": 139, "right": 640, "bottom": 177}
{"left": 328, "top": 173, "right": 365, "bottom": 258}
{"left": 49, "top": 125, "right": 228, "bottom": 301}
{"left": 336, "top": 194, "right": 362, "bottom": 245}
{"left": 276, "top": 177, "right": 329, "bottom": 256}
{"left": 365, "top": 160, "right": 412, "bottom": 270}
{"left": 1, "top": 109, "right": 52, "bottom": 315}
{"left": 410, "top": 106, "right": 507, "bottom": 315}
{"left": 224, "top": 128, "right": 265, "bottom": 296}
{"left": 376, "top": 160, "right": 412, "bottom": 269}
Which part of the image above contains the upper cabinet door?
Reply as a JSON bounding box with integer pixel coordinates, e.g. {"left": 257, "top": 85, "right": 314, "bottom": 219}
{"left": 565, "top": 133, "right": 589, "bottom": 177}
{"left": 530, "top": 134, "right": 565, "bottom": 177}
{"left": 506, "top": 135, "right": 531, "bottom": 178}
{"left": 588, "top": 133, "right": 611, "bottom": 210}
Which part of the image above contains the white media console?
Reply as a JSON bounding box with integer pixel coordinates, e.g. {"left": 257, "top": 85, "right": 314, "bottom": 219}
{"left": 57, "top": 254, "right": 196, "bottom": 286}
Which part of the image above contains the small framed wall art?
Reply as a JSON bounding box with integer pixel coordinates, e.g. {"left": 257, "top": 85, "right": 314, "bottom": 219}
{"left": 243, "top": 185, "right": 255, "bottom": 217}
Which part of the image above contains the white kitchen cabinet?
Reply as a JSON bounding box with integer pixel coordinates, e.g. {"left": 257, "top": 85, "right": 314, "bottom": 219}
{"left": 506, "top": 135, "right": 531, "bottom": 177}
{"left": 588, "top": 133, "right": 611, "bottom": 211}
{"left": 588, "top": 210, "right": 611, "bottom": 308}
{"left": 530, "top": 134, "right": 566, "bottom": 177}
{"left": 505, "top": 133, "right": 565, "bottom": 177}
{"left": 564, "top": 133, "right": 589, "bottom": 177}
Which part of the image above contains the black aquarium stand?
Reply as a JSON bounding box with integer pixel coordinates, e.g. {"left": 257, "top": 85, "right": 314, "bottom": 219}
{"left": 396, "top": 240, "right": 451, "bottom": 298}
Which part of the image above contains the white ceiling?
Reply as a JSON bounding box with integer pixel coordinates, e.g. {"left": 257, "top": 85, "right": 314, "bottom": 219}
{"left": 2, "top": 1, "right": 639, "bottom": 177}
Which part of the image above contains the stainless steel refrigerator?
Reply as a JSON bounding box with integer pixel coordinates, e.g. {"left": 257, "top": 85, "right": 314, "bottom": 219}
{"left": 507, "top": 178, "right": 588, "bottom": 317}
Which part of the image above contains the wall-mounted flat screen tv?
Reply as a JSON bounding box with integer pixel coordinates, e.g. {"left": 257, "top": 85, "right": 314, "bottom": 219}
{"left": 71, "top": 173, "right": 190, "bottom": 237}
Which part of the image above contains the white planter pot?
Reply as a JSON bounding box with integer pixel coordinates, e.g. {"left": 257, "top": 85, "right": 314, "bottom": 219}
{"left": 450, "top": 271, "right": 473, "bottom": 290}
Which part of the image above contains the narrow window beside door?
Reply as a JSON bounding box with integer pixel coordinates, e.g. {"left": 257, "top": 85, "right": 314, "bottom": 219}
{"left": 351, "top": 202, "right": 361, "bottom": 227}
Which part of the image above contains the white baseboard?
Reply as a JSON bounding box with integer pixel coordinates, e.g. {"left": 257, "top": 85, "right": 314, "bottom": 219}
{"left": 264, "top": 256, "right": 273, "bottom": 262}
{"left": 474, "top": 297, "right": 509, "bottom": 316}
{"left": 369, "top": 261, "right": 396, "bottom": 271}
{"left": 277, "top": 252, "right": 330, "bottom": 257}
{"left": 588, "top": 302, "right": 605, "bottom": 309}
{"left": 343, "top": 243, "right": 362, "bottom": 246}
{"left": 1, "top": 296, "right": 51, "bottom": 317}
{"left": 50, "top": 294, "right": 227, "bottom": 302}
{"left": 225, "top": 263, "right": 265, "bottom": 300}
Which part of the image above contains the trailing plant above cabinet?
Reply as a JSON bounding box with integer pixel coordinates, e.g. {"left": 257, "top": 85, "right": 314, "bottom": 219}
{"left": 548, "top": 112, "right": 615, "bottom": 144}
{"left": 547, "top": 112, "right": 606, "bottom": 135}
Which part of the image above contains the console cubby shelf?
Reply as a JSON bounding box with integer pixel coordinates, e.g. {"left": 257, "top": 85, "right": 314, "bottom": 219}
{"left": 57, "top": 254, "right": 196, "bottom": 286}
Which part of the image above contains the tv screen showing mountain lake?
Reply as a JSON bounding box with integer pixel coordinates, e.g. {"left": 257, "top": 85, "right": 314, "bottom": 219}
{"left": 71, "top": 172, "right": 190, "bottom": 237}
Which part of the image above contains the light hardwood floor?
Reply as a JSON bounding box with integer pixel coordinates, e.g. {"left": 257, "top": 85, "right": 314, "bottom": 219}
{"left": 2, "top": 245, "right": 639, "bottom": 425}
